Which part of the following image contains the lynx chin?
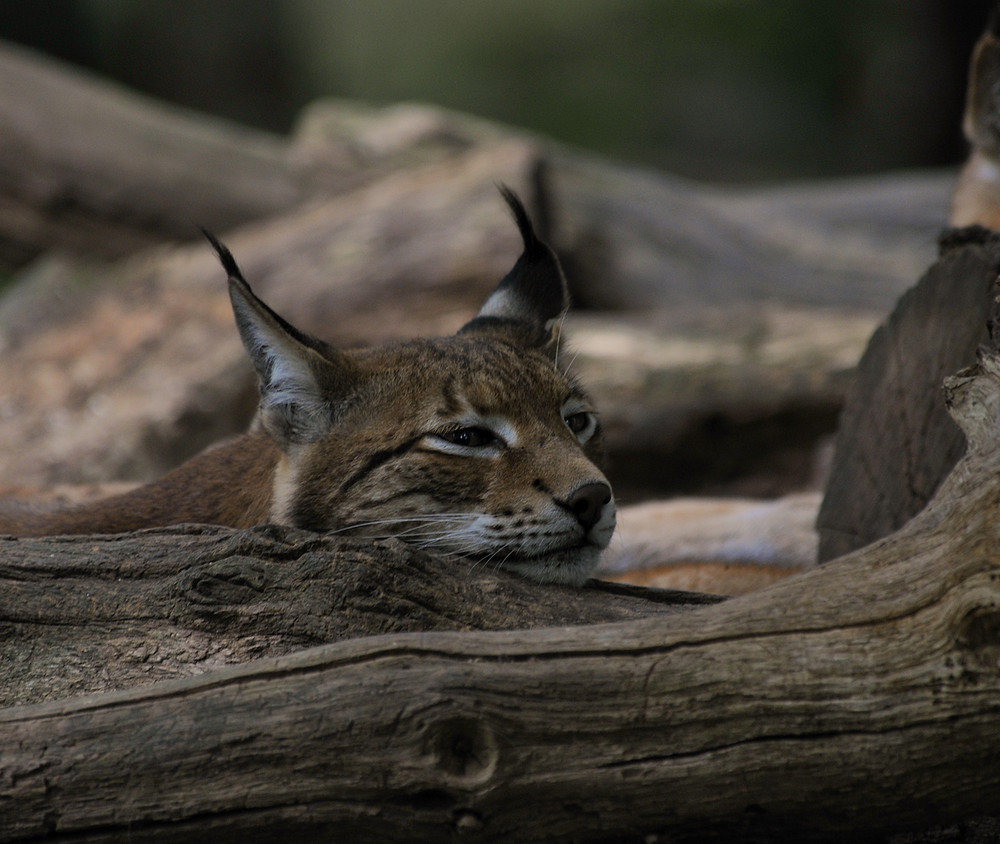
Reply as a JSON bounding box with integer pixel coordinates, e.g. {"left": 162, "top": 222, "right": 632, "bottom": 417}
{"left": 0, "top": 187, "right": 616, "bottom": 586}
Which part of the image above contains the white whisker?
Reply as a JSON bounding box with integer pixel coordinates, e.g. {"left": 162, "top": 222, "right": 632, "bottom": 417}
{"left": 562, "top": 346, "right": 583, "bottom": 373}
{"left": 552, "top": 313, "right": 568, "bottom": 370}
{"left": 325, "top": 508, "right": 595, "bottom": 586}
{"left": 325, "top": 512, "right": 491, "bottom": 558}
{"left": 326, "top": 513, "right": 479, "bottom": 536}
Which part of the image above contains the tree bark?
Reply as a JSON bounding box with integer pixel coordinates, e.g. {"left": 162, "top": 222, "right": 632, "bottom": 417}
{"left": 0, "top": 525, "right": 715, "bottom": 709}
{"left": 4, "top": 328, "right": 1000, "bottom": 841}
{"left": 817, "top": 227, "right": 1000, "bottom": 560}
{"left": 3, "top": 39, "right": 998, "bottom": 844}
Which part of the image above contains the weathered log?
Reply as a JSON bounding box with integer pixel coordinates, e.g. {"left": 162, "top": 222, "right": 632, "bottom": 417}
{"left": 548, "top": 151, "right": 951, "bottom": 312}
{"left": 0, "top": 41, "right": 950, "bottom": 501}
{"left": 0, "top": 232, "right": 876, "bottom": 499}
{"left": 817, "top": 227, "right": 1000, "bottom": 561}
{"left": 0, "top": 36, "right": 955, "bottom": 307}
{"left": 2, "top": 40, "right": 997, "bottom": 841}
{"left": 0, "top": 41, "right": 304, "bottom": 267}
{"left": 597, "top": 492, "right": 820, "bottom": 593}
{"left": 292, "top": 100, "right": 954, "bottom": 314}
{"left": 0, "top": 140, "right": 542, "bottom": 487}
{"left": 568, "top": 306, "right": 875, "bottom": 499}
{"left": 4, "top": 312, "right": 1000, "bottom": 840}
{"left": 0, "top": 524, "right": 716, "bottom": 709}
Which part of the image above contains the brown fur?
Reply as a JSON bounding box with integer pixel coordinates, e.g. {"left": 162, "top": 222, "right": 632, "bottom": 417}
{"left": 0, "top": 430, "right": 278, "bottom": 536}
{"left": 280, "top": 336, "right": 607, "bottom": 539}
{"left": 0, "top": 189, "right": 616, "bottom": 585}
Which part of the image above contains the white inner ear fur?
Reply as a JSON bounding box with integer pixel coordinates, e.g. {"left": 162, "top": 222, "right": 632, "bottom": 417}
{"left": 232, "top": 296, "right": 328, "bottom": 421}
{"left": 475, "top": 287, "right": 519, "bottom": 320}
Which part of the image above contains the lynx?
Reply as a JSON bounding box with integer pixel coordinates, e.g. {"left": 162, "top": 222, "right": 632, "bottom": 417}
{"left": 0, "top": 188, "right": 616, "bottom": 586}
{"left": 953, "top": 9, "right": 1000, "bottom": 228}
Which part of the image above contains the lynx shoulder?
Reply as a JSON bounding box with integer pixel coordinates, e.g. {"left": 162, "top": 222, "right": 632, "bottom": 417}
{"left": 0, "top": 188, "right": 615, "bottom": 586}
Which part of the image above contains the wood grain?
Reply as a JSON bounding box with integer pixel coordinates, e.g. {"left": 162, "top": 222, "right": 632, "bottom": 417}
{"left": 0, "top": 524, "right": 716, "bottom": 708}
{"left": 3, "top": 344, "right": 1000, "bottom": 839}
{"left": 817, "top": 228, "right": 1000, "bottom": 560}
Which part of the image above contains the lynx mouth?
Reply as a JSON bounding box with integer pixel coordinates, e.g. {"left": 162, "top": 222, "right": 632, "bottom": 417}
{"left": 497, "top": 544, "right": 602, "bottom": 587}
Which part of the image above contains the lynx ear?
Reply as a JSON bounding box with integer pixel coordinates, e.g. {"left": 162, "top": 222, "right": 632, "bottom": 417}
{"left": 204, "top": 232, "right": 357, "bottom": 446}
{"left": 458, "top": 186, "right": 569, "bottom": 351}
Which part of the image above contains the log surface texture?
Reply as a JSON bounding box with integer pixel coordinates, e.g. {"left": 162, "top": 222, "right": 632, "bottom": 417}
{"left": 0, "top": 39, "right": 997, "bottom": 844}
{"left": 3, "top": 417, "right": 1000, "bottom": 842}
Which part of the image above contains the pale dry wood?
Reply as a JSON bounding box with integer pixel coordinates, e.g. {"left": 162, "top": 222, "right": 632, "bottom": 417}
{"left": 567, "top": 306, "right": 875, "bottom": 498}
{"left": 547, "top": 148, "right": 951, "bottom": 312}
{"left": 0, "top": 236, "right": 873, "bottom": 499}
{"left": 597, "top": 493, "right": 820, "bottom": 593}
{"left": 1, "top": 40, "right": 997, "bottom": 843}
{"left": 0, "top": 44, "right": 947, "bottom": 502}
{"left": 3, "top": 337, "right": 1000, "bottom": 841}
{"left": 0, "top": 141, "right": 543, "bottom": 488}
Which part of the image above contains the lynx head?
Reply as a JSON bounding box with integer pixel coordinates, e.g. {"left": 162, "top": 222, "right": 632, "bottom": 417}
{"left": 206, "top": 187, "right": 615, "bottom": 586}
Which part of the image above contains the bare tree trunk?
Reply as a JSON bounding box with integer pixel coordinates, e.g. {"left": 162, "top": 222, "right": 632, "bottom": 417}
{"left": 4, "top": 322, "right": 1000, "bottom": 841}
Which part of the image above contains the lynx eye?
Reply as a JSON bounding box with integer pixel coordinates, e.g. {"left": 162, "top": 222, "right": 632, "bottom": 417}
{"left": 564, "top": 410, "right": 598, "bottom": 444}
{"left": 437, "top": 426, "right": 499, "bottom": 449}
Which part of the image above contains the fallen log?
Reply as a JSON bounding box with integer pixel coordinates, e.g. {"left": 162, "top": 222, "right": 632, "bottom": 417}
{"left": 0, "top": 41, "right": 948, "bottom": 501}
{"left": 3, "top": 298, "right": 1000, "bottom": 841}
{"left": 0, "top": 140, "right": 542, "bottom": 488}
{"left": 597, "top": 492, "right": 820, "bottom": 593}
{"left": 568, "top": 305, "right": 874, "bottom": 499}
{"left": 0, "top": 41, "right": 304, "bottom": 266}
{"left": 548, "top": 150, "right": 950, "bottom": 312}
{"left": 0, "top": 524, "right": 715, "bottom": 709}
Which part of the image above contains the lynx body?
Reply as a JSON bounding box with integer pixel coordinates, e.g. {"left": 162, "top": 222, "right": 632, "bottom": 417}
{"left": 0, "top": 189, "right": 615, "bottom": 586}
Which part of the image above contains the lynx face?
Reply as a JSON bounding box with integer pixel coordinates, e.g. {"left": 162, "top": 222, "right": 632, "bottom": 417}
{"left": 212, "top": 187, "right": 615, "bottom": 585}
{"left": 275, "top": 337, "right": 614, "bottom": 585}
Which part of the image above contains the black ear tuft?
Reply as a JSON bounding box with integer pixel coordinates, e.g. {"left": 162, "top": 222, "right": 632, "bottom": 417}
{"left": 201, "top": 228, "right": 242, "bottom": 281}
{"left": 205, "top": 231, "right": 357, "bottom": 445}
{"left": 459, "top": 186, "right": 569, "bottom": 349}
{"left": 202, "top": 229, "right": 338, "bottom": 359}
{"left": 495, "top": 185, "right": 569, "bottom": 321}
{"left": 497, "top": 184, "right": 540, "bottom": 252}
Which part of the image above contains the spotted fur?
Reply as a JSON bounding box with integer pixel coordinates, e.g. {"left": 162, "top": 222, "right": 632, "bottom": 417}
{"left": 0, "top": 189, "right": 616, "bottom": 586}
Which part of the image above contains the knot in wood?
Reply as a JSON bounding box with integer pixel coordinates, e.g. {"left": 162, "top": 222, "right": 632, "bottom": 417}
{"left": 955, "top": 602, "right": 1000, "bottom": 665}
{"left": 426, "top": 716, "right": 498, "bottom": 786}
{"left": 181, "top": 557, "right": 268, "bottom": 606}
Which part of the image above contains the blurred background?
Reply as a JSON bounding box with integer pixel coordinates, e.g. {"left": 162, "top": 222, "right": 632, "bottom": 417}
{"left": 0, "top": 0, "right": 993, "bottom": 183}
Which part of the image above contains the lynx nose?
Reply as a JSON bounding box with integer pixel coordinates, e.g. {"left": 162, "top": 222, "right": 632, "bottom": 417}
{"left": 566, "top": 482, "right": 613, "bottom": 531}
